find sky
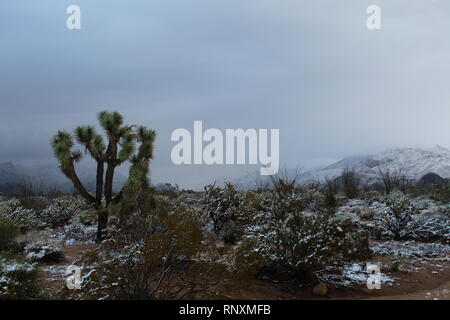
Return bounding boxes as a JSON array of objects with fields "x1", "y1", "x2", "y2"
[{"x1": 1, "y1": 0, "x2": 450, "y2": 188}]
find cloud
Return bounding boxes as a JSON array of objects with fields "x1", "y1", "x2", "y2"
[{"x1": 1, "y1": 0, "x2": 450, "y2": 188}]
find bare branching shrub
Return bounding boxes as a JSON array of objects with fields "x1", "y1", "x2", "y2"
[
  {"x1": 338, "y1": 168, "x2": 360, "y2": 199},
  {"x1": 324, "y1": 176, "x2": 339, "y2": 196},
  {"x1": 378, "y1": 168, "x2": 410, "y2": 195}
]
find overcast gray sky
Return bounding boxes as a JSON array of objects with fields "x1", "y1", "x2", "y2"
[{"x1": 1, "y1": 0, "x2": 450, "y2": 188}]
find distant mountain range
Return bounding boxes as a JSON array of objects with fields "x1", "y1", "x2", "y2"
[
  {"x1": 0, "y1": 162, "x2": 127, "y2": 194},
  {"x1": 2, "y1": 146, "x2": 450, "y2": 193},
  {"x1": 232, "y1": 146, "x2": 450, "y2": 189},
  {"x1": 296, "y1": 145, "x2": 450, "y2": 187}
]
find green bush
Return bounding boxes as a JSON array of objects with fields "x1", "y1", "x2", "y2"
[
  {"x1": 202, "y1": 183, "x2": 253, "y2": 244},
  {"x1": 0, "y1": 199, "x2": 38, "y2": 232},
  {"x1": 376, "y1": 191, "x2": 418, "y2": 240},
  {"x1": 64, "y1": 201, "x2": 256, "y2": 300},
  {"x1": 0, "y1": 258, "x2": 44, "y2": 300},
  {"x1": 38, "y1": 196, "x2": 85, "y2": 228},
  {"x1": 0, "y1": 220, "x2": 19, "y2": 251},
  {"x1": 246, "y1": 184, "x2": 370, "y2": 285}
]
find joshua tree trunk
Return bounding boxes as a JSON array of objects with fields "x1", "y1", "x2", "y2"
[{"x1": 97, "y1": 208, "x2": 109, "y2": 240}]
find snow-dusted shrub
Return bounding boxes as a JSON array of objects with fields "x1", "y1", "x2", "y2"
[
  {"x1": 0, "y1": 199, "x2": 38, "y2": 231},
  {"x1": 336, "y1": 199, "x2": 377, "y2": 221},
  {"x1": 374, "y1": 193, "x2": 449, "y2": 241},
  {"x1": 25, "y1": 243, "x2": 65, "y2": 263},
  {"x1": 39, "y1": 196, "x2": 85, "y2": 229},
  {"x1": 71, "y1": 210, "x2": 98, "y2": 226},
  {"x1": 0, "y1": 258, "x2": 43, "y2": 299},
  {"x1": 62, "y1": 223, "x2": 96, "y2": 243},
  {"x1": 372, "y1": 240, "x2": 450, "y2": 259},
  {"x1": 247, "y1": 189, "x2": 370, "y2": 285},
  {"x1": 258, "y1": 183, "x2": 325, "y2": 220},
  {"x1": 375, "y1": 191, "x2": 418, "y2": 240},
  {"x1": 359, "y1": 190, "x2": 383, "y2": 204},
  {"x1": 247, "y1": 211, "x2": 370, "y2": 285},
  {"x1": 408, "y1": 215, "x2": 450, "y2": 241},
  {"x1": 202, "y1": 183, "x2": 253, "y2": 244}
]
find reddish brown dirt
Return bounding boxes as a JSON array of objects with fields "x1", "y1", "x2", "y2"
[
  {"x1": 40, "y1": 244, "x2": 449, "y2": 300},
  {"x1": 40, "y1": 243, "x2": 96, "y2": 295}
]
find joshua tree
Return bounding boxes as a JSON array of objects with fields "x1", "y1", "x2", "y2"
[{"x1": 51, "y1": 111, "x2": 156, "y2": 240}]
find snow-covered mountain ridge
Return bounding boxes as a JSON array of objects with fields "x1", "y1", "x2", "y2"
[{"x1": 309, "y1": 145, "x2": 450, "y2": 185}]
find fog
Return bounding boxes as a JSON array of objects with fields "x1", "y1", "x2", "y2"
[{"x1": 1, "y1": 0, "x2": 450, "y2": 188}]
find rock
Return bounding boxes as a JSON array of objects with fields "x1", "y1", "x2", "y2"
[
  {"x1": 25, "y1": 243, "x2": 64, "y2": 263},
  {"x1": 312, "y1": 282, "x2": 329, "y2": 297}
]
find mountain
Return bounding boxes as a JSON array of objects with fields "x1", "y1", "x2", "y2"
[
  {"x1": 0, "y1": 162, "x2": 127, "y2": 194},
  {"x1": 0, "y1": 162, "x2": 21, "y2": 183},
  {"x1": 416, "y1": 172, "x2": 448, "y2": 188},
  {"x1": 311, "y1": 145, "x2": 450, "y2": 186},
  {"x1": 207, "y1": 146, "x2": 450, "y2": 189}
]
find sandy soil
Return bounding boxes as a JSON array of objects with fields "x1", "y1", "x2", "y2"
[{"x1": 40, "y1": 242, "x2": 449, "y2": 300}]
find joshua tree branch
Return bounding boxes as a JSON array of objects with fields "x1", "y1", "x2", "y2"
[{"x1": 61, "y1": 162, "x2": 96, "y2": 204}]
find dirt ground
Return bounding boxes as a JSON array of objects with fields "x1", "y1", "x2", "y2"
[{"x1": 40, "y1": 242, "x2": 449, "y2": 300}]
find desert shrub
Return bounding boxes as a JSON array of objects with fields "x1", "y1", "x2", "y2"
[
  {"x1": 71, "y1": 209, "x2": 98, "y2": 226},
  {"x1": 407, "y1": 214, "x2": 450, "y2": 241},
  {"x1": 64, "y1": 201, "x2": 256, "y2": 300},
  {"x1": 0, "y1": 258, "x2": 43, "y2": 300},
  {"x1": 24, "y1": 243, "x2": 65, "y2": 263},
  {"x1": 17, "y1": 196, "x2": 51, "y2": 211},
  {"x1": 429, "y1": 183, "x2": 450, "y2": 204},
  {"x1": 324, "y1": 190, "x2": 338, "y2": 214},
  {"x1": 0, "y1": 220, "x2": 19, "y2": 251},
  {"x1": 0, "y1": 199, "x2": 38, "y2": 232},
  {"x1": 247, "y1": 187, "x2": 370, "y2": 286},
  {"x1": 62, "y1": 223, "x2": 97, "y2": 243},
  {"x1": 202, "y1": 183, "x2": 254, "y2": 244},
  {"x1": 359, "y1": 190, "x2": 383, "y2": 204},
  {"x1": 256, "y1": 182, "x2": 326, "y2": 218},
  {"x1": 338, "y1": 168, "x2": 360, "y2": 199},
  {"x1": 38, "y1": 196, "x2": 85, "y2": 229},
  {"x1": 376, "y1": 191, "x2": 418, "y2": 240},
  {"x1": 378, "y1": 168, "x2": 411, "y2": 195},
  {"x1": 247, "y1": 211, "x2": 370, "y2": 285}
]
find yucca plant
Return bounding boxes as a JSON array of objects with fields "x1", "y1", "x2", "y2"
[{"x1": 51, "y1": 111, "x2": 156, "y2": 241}]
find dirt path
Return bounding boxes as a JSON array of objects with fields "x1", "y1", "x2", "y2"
[
  {"x1": 368, "y1": 280, "x2": 450, "y2": 300},
  {"x1": 39, "y1": 242, "x2": 449, "y2": 300},
  {"x1": 41, "y1": 243, "x2": 96, "y2": 295}
]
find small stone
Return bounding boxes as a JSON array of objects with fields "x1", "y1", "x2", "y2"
[{"x1": 312, "y1": 282, "x2": 329, "y2": 297}]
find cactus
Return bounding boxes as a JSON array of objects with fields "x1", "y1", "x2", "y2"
[{"x1": 51, "y1": 111, "x2": 156, "y2": 240}]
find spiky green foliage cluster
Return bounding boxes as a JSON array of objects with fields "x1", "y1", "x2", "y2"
[{"x1": 51, "y1": 111, "x2": 156, "y2": 240}]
